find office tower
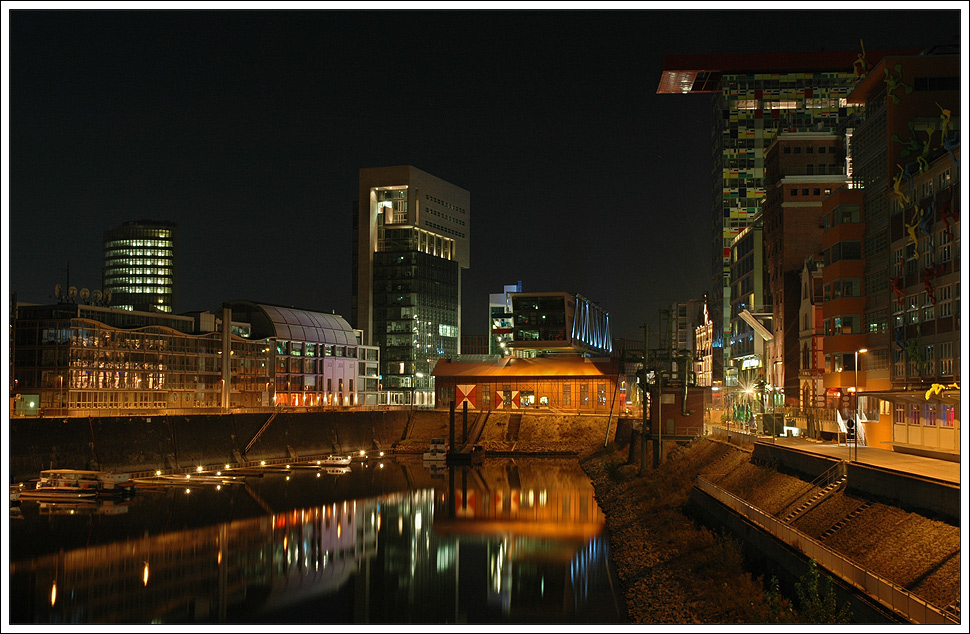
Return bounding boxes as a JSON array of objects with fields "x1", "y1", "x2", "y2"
[
  {"x1": 657, "y1": 47, "x2": 913, "y2": 385},
  {"x1": 352, "y1": 165, "x2": 470, "y2": 407},
  {"x1": 102, "y1": 219, "x2": 177, "y2": 313}
]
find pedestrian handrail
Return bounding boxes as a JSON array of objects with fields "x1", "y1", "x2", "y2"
[
  {"x1": 775, "y1": 460, "x2": 846, "y2": 522},
  {"x1": 695, "y1": 476, "x2": 959, "y2": 625}
]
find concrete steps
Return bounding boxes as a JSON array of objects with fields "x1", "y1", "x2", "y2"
[
  {"x1": 782, "y1": 475, "x2": 847, "y2": 524},
  {"x1": 820, "y1": 500, "x2": 874, "y2": 540}
]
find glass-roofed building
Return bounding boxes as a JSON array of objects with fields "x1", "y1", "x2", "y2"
[{"x1": 10, "y1": 300, "x2": 380, "y2": 417}]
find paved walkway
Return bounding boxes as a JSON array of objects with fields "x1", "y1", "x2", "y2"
[{"x1": 765, "y1": 435, "x2": 962, "y2": 485}]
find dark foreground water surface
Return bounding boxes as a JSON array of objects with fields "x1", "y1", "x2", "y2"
[{"x1": 8, "y1": 457, "x2": 626, "y2": 625}]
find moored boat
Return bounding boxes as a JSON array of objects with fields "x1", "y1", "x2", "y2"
[
  {"x1": 318, "y1": 455, "x2": 353, "y2": 466},
  {"x1": 422, "y1": 437, "x2": 448, "y2": 461},
  {"x1": 32, "y1": 469, "x2": 135, "y2": 497}
]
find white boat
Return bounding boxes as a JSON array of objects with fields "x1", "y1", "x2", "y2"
[
  {"x1": 32, "y1": 469, "x2": 135, "y2": 497},
  {"x1": 422, "y1": 448, "x2": 447, "y2": 461},
  {"x1": 422, "y1": 437, "x2": 448, "y2": 461},
  {"x1": 317, "y1": 455, "x2": 353, "y2": 466}
]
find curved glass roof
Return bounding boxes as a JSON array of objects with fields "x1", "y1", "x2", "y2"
[{"x1": 229, "y1": 301, "x2": 358, "y2": 346}]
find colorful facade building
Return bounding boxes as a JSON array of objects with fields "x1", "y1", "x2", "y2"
[
  {"x1": 835, "y1": 49, "x2": 960, "y2": 457},
  {"x1": 658, "y1": 47, "x2": 918, "y2": 384}
]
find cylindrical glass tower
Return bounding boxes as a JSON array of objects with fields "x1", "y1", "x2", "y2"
[{"x1": 102, "y1": 219, "x2": 177, "y2": 313}]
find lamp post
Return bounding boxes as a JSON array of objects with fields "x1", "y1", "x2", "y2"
[
  {"x1": 411, "y1": 372, "x2": 424, "y2": 412},
  {"x1": 853, "y1": 348, "x2": 867, "y2": 461}
]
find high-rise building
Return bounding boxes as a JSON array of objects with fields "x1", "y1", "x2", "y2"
[
  {"x1": 352, "y1": 165, "x2": 470, "y2": 407},
  {"x1": 102, "y1": 219, "x2": 177, "y2": 313},
  {"x1": 657, "y1": 47, "x2": 916, "y2": 384}
]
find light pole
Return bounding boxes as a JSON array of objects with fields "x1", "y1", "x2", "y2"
[{"x1": 853, "y1": 348, "x2": 867, "y2": 461}]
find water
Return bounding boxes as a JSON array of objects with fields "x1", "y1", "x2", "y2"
[{"x1": 7, "y1": 457, "x2": 626, "y2": 625}]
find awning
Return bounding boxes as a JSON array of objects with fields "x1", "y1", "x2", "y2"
[{"x1": 862, "y1": 385, "x2": 961, "y2": 407}]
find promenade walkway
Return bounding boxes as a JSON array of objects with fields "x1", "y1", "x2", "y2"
[{"x1": 763, "y1": 435, "x2": 962, "y2": 485}]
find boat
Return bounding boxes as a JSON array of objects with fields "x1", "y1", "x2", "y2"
[
  {"x1": 31, "y1": 469, "x2": 135, "y2": 498},
  {"x1": 422, "y1": 437, "x2": 448, "y2": 462},
  {"x1": 317, "y1": 455, "x2": 353, "y2": 467}
]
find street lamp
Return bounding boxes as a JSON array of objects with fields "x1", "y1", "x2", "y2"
[{"x1": 852, "y1": 348, "x2": 867, "y2": 461}]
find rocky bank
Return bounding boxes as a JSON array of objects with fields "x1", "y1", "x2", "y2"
[{"x1": 578, "y1": 435, "x2": 962, "y2": 624}]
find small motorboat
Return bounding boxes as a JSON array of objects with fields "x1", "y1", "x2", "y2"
[
  {"x1": 317, "y1": 455, "x2": 353, "y2": 467},
  {"x1": 423, "y1": 437, "x2": 448, "y2": 461}
]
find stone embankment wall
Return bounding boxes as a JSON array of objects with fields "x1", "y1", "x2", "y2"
[
  {"x1": 9, "y1": 408, "x2": 630, "y2": 481},
  {"x1": 8, "y1": 409, "x2": 409, "y2": 481}
]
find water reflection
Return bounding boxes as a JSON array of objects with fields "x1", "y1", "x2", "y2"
[{"x1": 9, "y1": 458, "x2": 623, "y2": 624}]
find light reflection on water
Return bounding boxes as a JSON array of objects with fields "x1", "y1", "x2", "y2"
[{"x1": 8, "y1": 458, "x2": 625, "y2": 625}]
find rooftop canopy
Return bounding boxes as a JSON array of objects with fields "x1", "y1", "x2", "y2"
[{"x1": 657, "y1": 49, "x2": 919, "y2": 94}]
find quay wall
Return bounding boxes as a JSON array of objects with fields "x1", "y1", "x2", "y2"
[
  {"x1": 8, "y1": 410, "x2": 410, "y2": 481},
  {"x1": 845, "y1": 461, "x2": 961, "y2": 523},
  {"x1": 750, "y1": 440, "x2": 960, "y2": 523}
]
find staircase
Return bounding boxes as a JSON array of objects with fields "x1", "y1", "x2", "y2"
[
  {"x1": 777, "y1": 460, "x2": 847, "y2": 524},
  {"x1": 782, "y1": 475, "x2": 847, "y2": 524},
  {"x1": 820, "y1": 501, "x2": 874, "y2": 540},
  {"x1": 505, "y1": 413, "x2": 522, "y2": 441}
]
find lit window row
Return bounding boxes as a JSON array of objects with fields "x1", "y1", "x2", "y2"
[
  {"x1": 108, "y1": 287, "x2": 173, "y2": 294},
  {"x1": 105, "y1": 248, "x2": 174, "y2": 260},
  {"x1": 105, "y1": 271, "x2": 173, "y2": 279},
  {"x1": 105, "y1": 239, "x2": 172, "y2": 249}
]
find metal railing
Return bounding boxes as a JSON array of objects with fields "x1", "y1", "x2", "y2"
[{"x1": 695, "y1": 476, "x2": 959, "y2": 625}]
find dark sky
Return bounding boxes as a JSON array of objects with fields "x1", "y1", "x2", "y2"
[{"x1": 4, "y1": 6, "x2": 963, "y2": 340}]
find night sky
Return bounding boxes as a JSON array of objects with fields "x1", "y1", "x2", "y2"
[{"x1": 3, "y1": 5, "x2": 964, "y2": 341}]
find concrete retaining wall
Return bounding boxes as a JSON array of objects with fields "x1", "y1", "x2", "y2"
[
  {"x1": 9, "y1": 410, "x2": 409, "y2": 481},
  {"x1": 750, "y1": 441, "x2": 959, "y2": 524},
  {"x1": 846, "y1": 462, "x2": 960, "y2": 524},
  {"x1": 751, "y1": 440, "x2": 842, "y2": 480}
]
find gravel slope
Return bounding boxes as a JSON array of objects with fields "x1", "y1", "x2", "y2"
[{"x1": 579, "y1": 436, "x2": 962, "y2": 623}]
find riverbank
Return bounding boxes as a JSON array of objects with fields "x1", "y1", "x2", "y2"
[
  {"x1": 578, "y1": 435, "x2": 962, "y2": 624},
  {"x1": 579, "y1": 439, "x2": 772, "y2": 623}
]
